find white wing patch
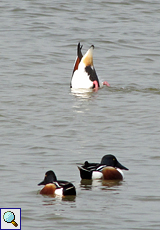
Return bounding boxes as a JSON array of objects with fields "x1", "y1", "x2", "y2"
[
  {"x1": 92, "y1": 171, "x2": 103, "y2": 179},
  {"x1": 55, "y1": 188, "x2": 63, "y2": 196}
]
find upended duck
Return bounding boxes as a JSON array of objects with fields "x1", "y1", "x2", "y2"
[{"x1": 70, "y1": 43, "x2": 110, "y2": 90}]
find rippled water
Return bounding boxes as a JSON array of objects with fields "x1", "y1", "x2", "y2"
[{"x1": 1, "y1": 0, "x2": 160, "y2": 229}]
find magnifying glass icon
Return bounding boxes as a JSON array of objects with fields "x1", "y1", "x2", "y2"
[{"x1": 3, "y1": 211, "x2": 18, "y2": 227}]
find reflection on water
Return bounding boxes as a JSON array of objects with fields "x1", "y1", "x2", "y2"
[
  {"x1": 62, "y1": 196, "x2": 76, "y2": 202},
  {"x1": 80, "y1": 179, "x2": 123, "y2": 190},
  {"x1": 42, "y1": 198, "x2": 57, "y2": 206},
  {"x1": 101, "y1": 179, "x2": 123, "y2": 188},
  {"x1": 40, "y1": 195, "x2": 76, "y2": 206},
  {"x1": 80, "y1": 179, "x2": 94, "y2": 190}
]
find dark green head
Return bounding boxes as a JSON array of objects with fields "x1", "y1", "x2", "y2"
[
  {"x1": 100, "y1": 154, "x2": 128, "y2": 170},
  {"x1": 38, "y1": 170, "x2": 57, "y2": 186}
]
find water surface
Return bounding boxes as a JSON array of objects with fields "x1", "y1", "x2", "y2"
[{"x1": 0, "y1": 0, "x2": 160, "y2": 229}]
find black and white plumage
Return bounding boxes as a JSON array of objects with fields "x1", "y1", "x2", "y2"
[
  {"x1": 38, "y1": 170, "x2": 76, "y2": 196},
  {"x1": 70, "y1": 43, "x2": 110, "y2": 90},
  {"x1": 78, "y1": 154, "x2": 128, "y2": 180}
]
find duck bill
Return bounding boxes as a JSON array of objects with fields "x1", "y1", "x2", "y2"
[
  {"x1": 116, "y1": 161, "x2": 129, "y2": 170},
  {"x1": 38, "y1": 180, "x2": 45, "y2": 186}
]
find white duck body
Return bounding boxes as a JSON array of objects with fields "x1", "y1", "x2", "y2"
[
  {"x1": 71, "y1": 63, "x2": 95, "y2": 89},
  {"x1": 71, "y1": 44, "x2": 100, "y2": 89}
]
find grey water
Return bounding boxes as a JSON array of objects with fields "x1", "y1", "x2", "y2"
[{"x1": 0, "y1": 0, "x2": 160, "y2": 229}]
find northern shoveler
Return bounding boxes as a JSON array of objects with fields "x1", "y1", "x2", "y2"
[
  {"x1": 38, "y1": 170, "x2": 76, "y2": 196},
  {"x1": 78, "y1": 154, "x2": 128, "y2": 180},
  {"x1": 70, "y1": 43, "x2": 110, "y2": 90}
]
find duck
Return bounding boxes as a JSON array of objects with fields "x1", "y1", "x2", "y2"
[
  {"x1": 38, "y1": 170, "x2": 76, "y2": 196},
  {"x1": 78, "y1": 154, "x2": 129, "y2": 180},
  {"x1": 70, "y1": 42, "x2": 110, "y2": 90}
]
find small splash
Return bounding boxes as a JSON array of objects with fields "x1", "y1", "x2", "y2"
[
  {"x1": 108, "y1": 85, "x2": 160, "y2": 95},
  {"x1": 70, "y1": 88, "x2": 94, "y2": 99},
  {"x1": 143, "y1": 87, "x2": 160, "y2": 95}
]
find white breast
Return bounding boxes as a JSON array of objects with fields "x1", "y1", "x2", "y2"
[{"x1": 117, "y1": 168, "x2": 124, "y2": 179}]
